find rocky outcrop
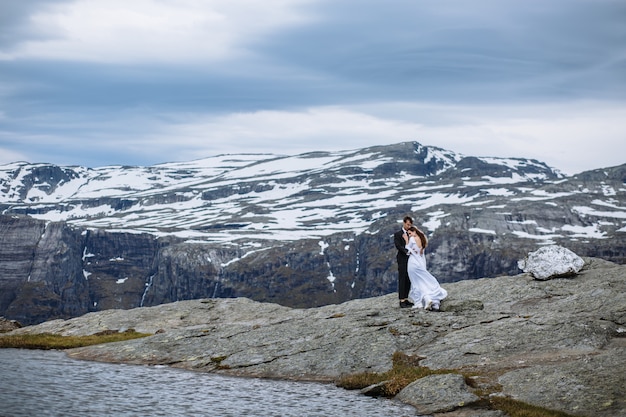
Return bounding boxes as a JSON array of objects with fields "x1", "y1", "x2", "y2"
[{"x1": 5, "y1": 257, "x2": 625, "y2": 416}]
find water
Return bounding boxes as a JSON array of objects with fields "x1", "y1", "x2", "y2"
[{"x1": 0, "y1": 349, "x2": 417, "y2": 417}]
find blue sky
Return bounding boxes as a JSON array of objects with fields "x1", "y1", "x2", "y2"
[{"x1": 0, "y1": 0, "x2": 625, "y2": 174}]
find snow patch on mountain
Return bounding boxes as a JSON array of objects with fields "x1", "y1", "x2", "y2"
[{"x1": 1, "y1": 142, "x2": 624, "y2": 246}]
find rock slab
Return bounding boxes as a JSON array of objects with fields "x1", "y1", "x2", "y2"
[
  {"x1": 396, "y1": 374, "x2": 479, "y2": 414},
  {"x1": 3, "y1": 257, "x2": 625, "y2": 417}
]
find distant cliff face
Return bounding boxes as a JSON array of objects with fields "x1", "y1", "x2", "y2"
[
  {"x1": 1, "y1": 142, "x2": 625, "y2": 324},
  {"x1": 0, "y1": 217, "x2": 397, "y2": 324}
]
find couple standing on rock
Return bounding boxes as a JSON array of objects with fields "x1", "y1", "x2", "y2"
[{"x1": 394, "y1": 216, "x2": 447, "y2": 310}]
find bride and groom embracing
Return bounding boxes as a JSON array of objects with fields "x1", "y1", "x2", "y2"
[{"x1": 394, "y1": 216, "x2": 447, "y2": 310}]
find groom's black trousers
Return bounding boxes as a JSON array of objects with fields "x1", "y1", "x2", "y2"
[{"x1": 396, "y1": 253, "x2": 410, "y2": 299}]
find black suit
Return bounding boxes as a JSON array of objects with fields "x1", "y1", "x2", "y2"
[{"x1": 394, "y1": 229, "x2": 411, "y2": 299}]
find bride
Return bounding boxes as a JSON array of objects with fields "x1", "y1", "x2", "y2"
[{"x1": 403, "y1": 226, "x2": 448, "y2": 311}]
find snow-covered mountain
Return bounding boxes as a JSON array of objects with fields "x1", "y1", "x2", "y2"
[
  {"x1": 1, "y1": 142, "x2": 625, "y2": 325},
  {"x1": 4, "y1": 141, "x2": 608, "y2": 243}
]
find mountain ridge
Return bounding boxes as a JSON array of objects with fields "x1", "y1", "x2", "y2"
[{"x1": 0, "y1": 142, "x2": 568, "y2": 243}]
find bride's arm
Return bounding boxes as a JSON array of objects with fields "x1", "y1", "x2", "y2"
[{"x1": 405, "y1": 239, "x2": 419, "y2": 255}]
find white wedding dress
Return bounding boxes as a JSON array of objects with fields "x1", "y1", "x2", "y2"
[{"x1": 405, "y1": 237, "x2": 448, "y2": 309}]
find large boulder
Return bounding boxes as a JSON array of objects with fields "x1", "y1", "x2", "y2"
[{"x1": 517, "y1": 245, "x2": 585, "y2": 280}]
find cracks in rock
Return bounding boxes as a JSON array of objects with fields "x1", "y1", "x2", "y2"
[
  {"x1": 449, "y1": 322, "x2": 473, "y2": 330},
  {"x1": 479, "y1": 315, "x2": 512, "y2": 324},
  {"x1": 409, "y1": 320, "x2": 432, "y2": 328},
  {"x1": 218, "y1": 341, "x2": 331, "y2": 372},
  {"x1": 365, "y1": 321, "x2": 391, "y2": 328},
  {"x1": 218, "y1": 321, "x2": 371, "y2": 371},
  {"x1": 227, "y1": 353, "x2": 289, "y2": 370},
  {"x1": 184, "y1": 329, "x2": 217, "y2": 339}
]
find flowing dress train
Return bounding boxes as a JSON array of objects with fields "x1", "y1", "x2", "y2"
[{"x1": 405, "y1": 237, "x2": 448, "y2": 309}]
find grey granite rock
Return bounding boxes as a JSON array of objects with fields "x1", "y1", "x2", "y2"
[
  {"x1": 498, "y1": 344, "x2": 626, "y2": 416},
  {"x1": 3, "y1": 257, "x2": 625, "y2": 416},
  {"x1": 395, "y1": 374, "x2": 479, "y2": 414},
  {"x1": 437, "y1": 411, "x2": 506, "y2": 417}
]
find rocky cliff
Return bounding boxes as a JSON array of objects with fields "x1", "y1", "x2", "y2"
[
  {"x1": 1, "y1": 142, "x2": 625, "y2": 324},
  {"x1": 5, "y1": 257, "x2": 625, "y2": 416}
]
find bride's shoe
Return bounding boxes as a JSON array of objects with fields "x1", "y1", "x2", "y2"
[{"x1": 424, "y1": 298, "x2": 433, "y2": 311}]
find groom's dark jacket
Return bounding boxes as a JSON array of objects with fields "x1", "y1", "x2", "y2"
[{"x1": 394, "y1": 229, "x2": 411, "y2": 299}]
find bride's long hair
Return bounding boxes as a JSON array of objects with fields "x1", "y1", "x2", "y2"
[{"x1": 408, "y1": 226, "x2": 428, "y2": 254}]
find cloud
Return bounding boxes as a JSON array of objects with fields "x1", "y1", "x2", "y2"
[
  {"x1": 0, "y1": 0, "x2": 68, "y2": 47},
  {"x1": 396, "y1": 102, "x2": 626, "y2": 175},
  {"x1": 0, "y1": 0, "x2": 624, "y2": 175},
  {"x1": 258, "y1": 0, "x2": 626, "y2": 101},
  {"x1": 150, "y1": 107, "x2": 421, "y2": 158},
  {"x1": 0, "y1": 0, "x2": 317, "y2": 63},
  {"x1": 1, "y1": 101, "x2": 624, "y2": 174},
  {"x1": 0, "y1": 147, "x2": 29, "y2": 165},
  {"x1": 144, "y1": 101, "x2": 626, "y2": 174}
]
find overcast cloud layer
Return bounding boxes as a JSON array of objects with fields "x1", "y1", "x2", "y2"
[{"x1": 1, "y1": 0, "x2": 625, "y2": 174}]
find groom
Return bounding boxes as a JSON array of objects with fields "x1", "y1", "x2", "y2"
[{"x1": 394, "y1": 215, "x2": 414, "y2": 308}]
